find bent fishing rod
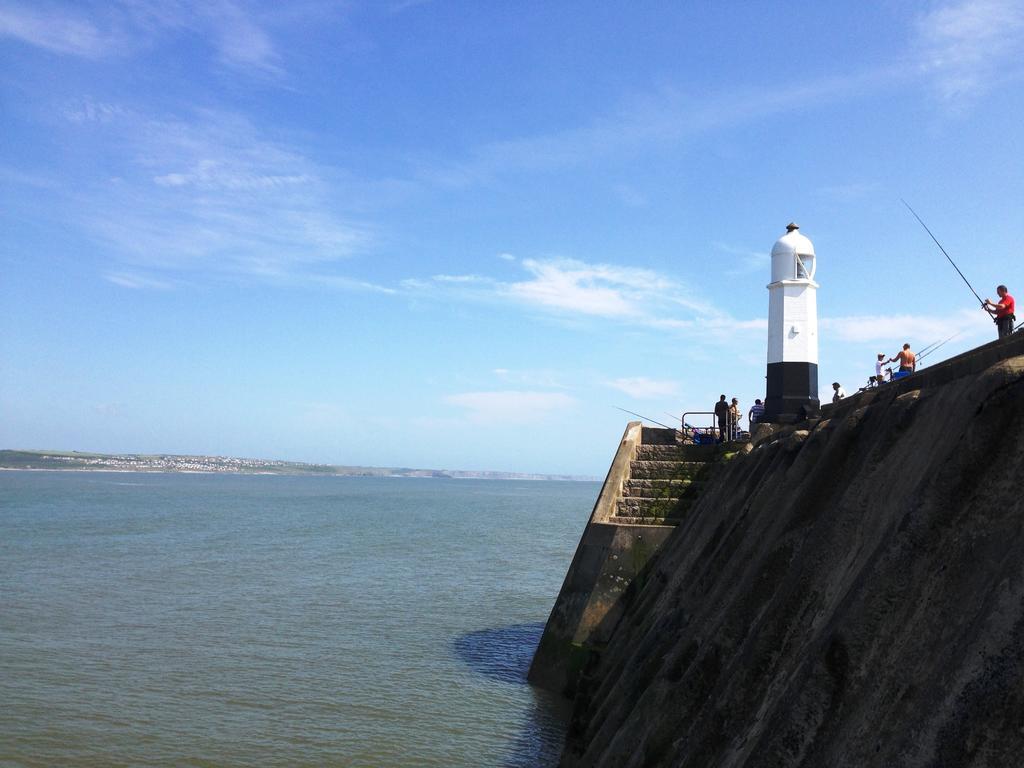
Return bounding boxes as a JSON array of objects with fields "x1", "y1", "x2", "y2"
[
  {"x1": 613, "y1": 406, "x2": 674, "y2": 430},
  {"x1": 901, "y1": 199, "x2": 985, "y2": 307}
]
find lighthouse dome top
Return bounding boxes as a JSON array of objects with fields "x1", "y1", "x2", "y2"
[
  {"x1": 770, "y1": 223, "x2": 816, "y2": 282},
  {"x1": 771, "y1": 223, "x2": 815, "y2": 259}
]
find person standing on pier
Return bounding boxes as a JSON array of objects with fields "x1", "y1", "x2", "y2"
[
  {"x1": 748, "y1": 399, "x2": 765, "y2": 426},
  {"x1": 984, "y1": 285, "x2": 1015, "y2": 338},
  {"x1": 729, "y1": 398, "x2": 741, "y2": 439},
  {"x1": 714, "y1": 395, "x2": 729, "y2": 443},
  {"x1": 875, "y1": 353, "x2": 888, "y2": 384},
  {"x1": 890, "y1": 344, "x2": 916, "y2": 374}
]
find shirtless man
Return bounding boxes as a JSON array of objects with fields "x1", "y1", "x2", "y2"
[{"x1": 890, "y1": 343, "x2": 916, "y2": 374}]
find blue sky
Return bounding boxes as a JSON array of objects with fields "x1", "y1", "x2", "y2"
[{"x1": 2, "y1": 1, "x2": 1023, "y2": 475}]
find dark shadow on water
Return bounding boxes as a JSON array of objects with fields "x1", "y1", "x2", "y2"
[
  {"x1": 454, "y1": 622, "x2": 572, "y2": 768},
  {"x1": 454, "y1": 622, "x2": 545, "y2": 684}
]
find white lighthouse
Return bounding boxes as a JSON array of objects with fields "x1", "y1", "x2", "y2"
[{"x1": 763, "y1": 222, "x2": 819, "y2": 421}]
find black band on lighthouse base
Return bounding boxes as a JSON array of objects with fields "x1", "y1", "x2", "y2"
[{"x1": 764, "y1": 361, "x2": 819, "y2": 421}]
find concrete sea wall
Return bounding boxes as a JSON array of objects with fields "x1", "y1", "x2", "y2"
[
  {"x1": 545, "y1": 332, "x2": 1024, "y2": 767},
  {"x1": 529, "y1": 422, "x2": 675, "y2": 696}
]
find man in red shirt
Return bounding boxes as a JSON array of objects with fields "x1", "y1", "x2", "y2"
[{"x1": 984, "y1": 285, "x2": 1016, "y2": 338}]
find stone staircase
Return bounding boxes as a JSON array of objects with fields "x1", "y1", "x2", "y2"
[{"x1": 612, "y1": 428, "x2": 729, "y2": 526}]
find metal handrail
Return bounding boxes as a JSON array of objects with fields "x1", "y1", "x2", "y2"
[
  {"x1": 681, "y1": 411, "x2": 716, "y2": 430},
  {"x1": 682, "y1": 409, "x2": 741, "y2": 441},
  {"x1": 681, "y1": 411, "x2": 719, "y2": 443}
]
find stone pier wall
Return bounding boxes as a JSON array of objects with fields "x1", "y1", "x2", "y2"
[{"x1": 528, "y1": 422, "x2": 675, "y2": 695}]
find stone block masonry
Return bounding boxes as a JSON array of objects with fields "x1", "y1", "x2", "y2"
[{"x1": 528, "y1": 423, "x2": 738, "y2": 695}]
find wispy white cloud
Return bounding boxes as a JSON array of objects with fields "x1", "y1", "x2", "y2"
[
  {"x1": 418, "y1": 70, "x2": 900, "y2": 186},
  {"x1": 203, "y1": 0, "x2": 280, "y2": 73},
  {"x1": 431, "y1": 274, "x2": 490, "y2": 284},
  {"x1": 57, "y1": 103, "x2": 374, "y2": 288},
  {"x1": 445, "y1": 390, "x2": 576, "y2": 425},
  {"x1": 404, "y1": 255, "x2": 748, "y2": 337},
  {"x1": 915, "y1": 0, "x2": 1024, "y2": 100},
  {"x1": 388, "y1": 0, "x2": 433, "y2": 14},
  {"x1": 0, "y1": 3, "x2": 116, "y2": 57},
  {"x1": 262, "y1": 272, "x2": 396, "y2": 293},
  {"x1": 412, "y1": 5, "x2": 1020, "y2": 188},
  {"x1": 820, "y1": 308, "x2": 988, "y2": 344},
  {"x1": 714, "y1": 241, "x2": 769, "y2": 275},
  {"x1": 0, "y1": 0, "x2": 282, "y2": 73},
  {"x1": 492, "y1": 368, "x2": 571, "y2": 389},
  {"x1": 506, "y1": 258, "x2": 716, "y2": 320},
  {"x1": 606, "y1": 377, "x2": 681, "y2": 400},
  {"x1": 152, "y1": 166, "x2": 312, "y2": 191},
  {"x1": 63, "y1": 99, "x2": 128, "y2": 124},
  {"x1": 506, "y1": 258, "x2": 645, "y2": 318},
  {"x1": 0, "y1": 165, "x2": 62, "y2": 189},
  {"x1": 104, "y1": 271, "x2": 177, "y2": 290}
]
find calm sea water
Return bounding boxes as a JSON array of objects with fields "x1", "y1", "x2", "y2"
[{"x1": 0, "y1": 472, "x2": 598, "y2": 767}]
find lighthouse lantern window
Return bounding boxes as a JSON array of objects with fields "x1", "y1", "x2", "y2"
[{"x1": 796, "y1": 252, "x2": 814, "y2": 279}]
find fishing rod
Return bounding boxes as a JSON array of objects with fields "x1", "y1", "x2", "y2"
[
  {"x1": 666, "y1": 412, "x2": 713, "y2": 430},
  {"x1": 878, "y1": 338, "x2": 938, "y2": 377},
  {"x1": 884, "y1": 333, "x2": 952, "y2": 371},
  {"x1": 901, "y1": 199, "x2": 985, "y2": 307},
  {"x1": 915, "y1": 338, "x2": 942, "y2": 358},
  {"x1": 916, "y1": 329, "x2": 963, "y2": 364},
  {"x1": 877, "y1": 331, "x2": 963, "y2": 386},
  {"x1": 613, "y1": 406, "x2": 674, "y2": 430}
]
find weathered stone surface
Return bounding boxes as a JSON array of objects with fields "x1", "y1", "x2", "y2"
[
  {"x1": 615, "y1": 498, "x2": 679, "y2": 514},
  {"x1": 629, "y1": 461, "x2": 708, "y2": 479},
  {"x1": 749, "y1": 422, "x2": 776, "y2": 447},
  {"x1": 559, "y1": 346, "x2": 1024, "y2": 768},
  {"x1": 611, "y1": 516, "x2": 681, "y2": 527},
  {"x1": 621, "y1": 479, "x2": 696, "y2": 497},
  {"x1": 635, "y1": 444, "x2": 721, "y2": 461}
]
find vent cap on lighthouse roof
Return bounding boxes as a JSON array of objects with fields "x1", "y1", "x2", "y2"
[{"x1": 771, "y1": 222, "x2": 816, "y2": 281}]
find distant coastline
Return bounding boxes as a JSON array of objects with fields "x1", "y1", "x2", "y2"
[{"x1": 0, "y1": 450, "x2": 598, "y2": 482}]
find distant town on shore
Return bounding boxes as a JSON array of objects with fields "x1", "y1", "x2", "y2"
[{"x1": 0, "y1": 449, "x2": 597, "y2": 482}]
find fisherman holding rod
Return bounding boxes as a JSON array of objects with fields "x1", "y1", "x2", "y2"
[
  {"x1": 983, "y1": 286, "x2": 1016, "y2": 338},
  {"x1": 903, "y1": 200, "x2": 1015, "y2": 340}
]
